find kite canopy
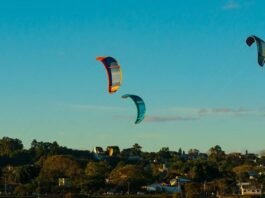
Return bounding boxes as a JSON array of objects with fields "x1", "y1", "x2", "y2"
[
  {"x1": 246, "y1": 35, "x2": 265, "y2": 67},
  {"x1": 96, "y1": 56, "x2": 122, "y2": 93},
  {"x1": 122, "y1": 94, "x2": 146, "y2": 124}
]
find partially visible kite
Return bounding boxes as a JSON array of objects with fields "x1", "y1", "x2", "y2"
[
  {"x1": 246, "y1": 35, "x2": 265, "y2": 67},
  {"x1": 96, "y1": 56, "x2": 122, "y2": 93},
  {"x1": 122, "y1": 94, "x2": 146, "y2": 124}
]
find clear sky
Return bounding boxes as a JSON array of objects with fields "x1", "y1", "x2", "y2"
[{"x1": 0, "y1": 0, "x2": 265, "y2": 153}]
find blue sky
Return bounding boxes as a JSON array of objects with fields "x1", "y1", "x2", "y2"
[{"x1": 0, "y1": 0, "x2": 265, "y2": 153}]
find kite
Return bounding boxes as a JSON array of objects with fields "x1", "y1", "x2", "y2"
[
  {"x1": 122, "y1": 94, "x2": 146, "y2": 124},
  {"x1": 246, "y1": 35, "x2": 265, "y2": 67},
  {"x1": 96, "y1": 56, "x2": 122, "y2": 93}
]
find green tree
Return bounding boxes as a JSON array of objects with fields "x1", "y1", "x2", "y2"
[
  {"x1": 108, "y1": 164, "x2": 150, "y2": 191},
  {"x1": 188, "y1": 149, "x2": 200, "y2": 159},
  {"x1": 0, "y1": 137, "x2": 23, "y2": 156},
  {"x1": 158, "y1": 147, "x2": 171, "y2": 160},
  {"x1": 30, "y1": 139, "x2": 60, "y2": 160},
  {"x1": 188, "y1": 160, "x2": 220, "y2": 182},
  {"x1": 184, "y1": 182, "x2": 202, "y2": 198},
  {"x1": 232, "y1": 164, "x2": 254, "y2": 181},
  {"x1": 215, "y1": 178, "x2": 236, "y2": 195},
  {"x1": 132, "y1": 143, "x2": 142, "y2": 155},
  {"x1": 86, "y1": 161, "x2": 110, "y2": 178},
  {"x1": 208, "y1": 145, "x2": 225, "y2": 162},
  {"x1": 14, "y1": 165, "x2": 39, "y2": 184},
  {"x1": 84, "y1": 161, "x2": 111, "y2": 190},
  {"x1": 39, "y1": 155, "x2": 82, "y2": 193},
  {"x1": 39, "y1": 155, "x2": 81, "y2": 180}
]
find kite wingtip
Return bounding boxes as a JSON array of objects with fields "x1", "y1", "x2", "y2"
[{"x1": 96, "y1": 56, "x2": 105, "y2": 61}]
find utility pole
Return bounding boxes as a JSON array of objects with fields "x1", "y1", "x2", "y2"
[
  {"x1": 127, "y1": 182, "x2": 130, "y2": 194},
  {"x1": 4, "y1": 177, "x2": 7, "y2": 195},
  {"x1": 38, "y1": 181, "x2": 40, "y2": 198},
  {"x1": 203, "y1": 181, "x2": 206, "y2": 198},
  {"x1": 260, "y1": 184, "x2": 263, "y2": 198}
]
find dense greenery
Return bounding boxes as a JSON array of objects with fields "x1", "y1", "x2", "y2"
[{"x1": 0, "y1": 137, "x2": 264, "y2": 197}]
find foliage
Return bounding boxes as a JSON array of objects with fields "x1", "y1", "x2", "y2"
[
  {"x1": 0, "y1": 137, "x2": 23, "y2": 156},
  {"x1": 1, "y1": 137, "x2": 265, "y2": 196},
  {"x1": 108, "y1": 164, "x2": 151, "y2": 188}
]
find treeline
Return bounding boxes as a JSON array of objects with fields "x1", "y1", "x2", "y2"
[{"x1": 0, "y1": 136, "x2": 265, "y2": 197}]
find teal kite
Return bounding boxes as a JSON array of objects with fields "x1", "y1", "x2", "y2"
[
  {"x1": 246, "y1": 35, "x2": 265, "y2": 67},
  {"x1": 122, "y1": 94, "x2": 146, "y2": 124}
]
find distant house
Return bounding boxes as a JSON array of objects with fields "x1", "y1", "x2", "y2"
[
  {"x1": 158, "y1": 164, "x2": 168, "y2": 173},
  {"x1": 248, "y1": 171, "x2": 258, "y2": 180},
  {"x1": 58, "y1": 178, "x2": 71, "y2": 187},
  {"x1": 93, "y1": 146, "x2": 104, "y2": 154},
  {"x1": 143, "y1": 183, "x2": 181, "y2": 194},
  {"x1": 106, "y1": 146, "x2": 120, "y2": 157},
  {"x1": 92, "y1": 146, "x2": 106, "y2": 160},
  {"x1": 170, "y1": 177, "x2": 190, "y2": 186},
  {"x1": 143, "y1": 176, "x2": 189, "y2": 194},
  {"x1": 238, "y1": 182, "x2": 262, "y2": 196}
]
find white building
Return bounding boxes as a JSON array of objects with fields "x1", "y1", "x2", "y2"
[{"x1": 238, "y1": 182, "x2": 262, "y2": 196}]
